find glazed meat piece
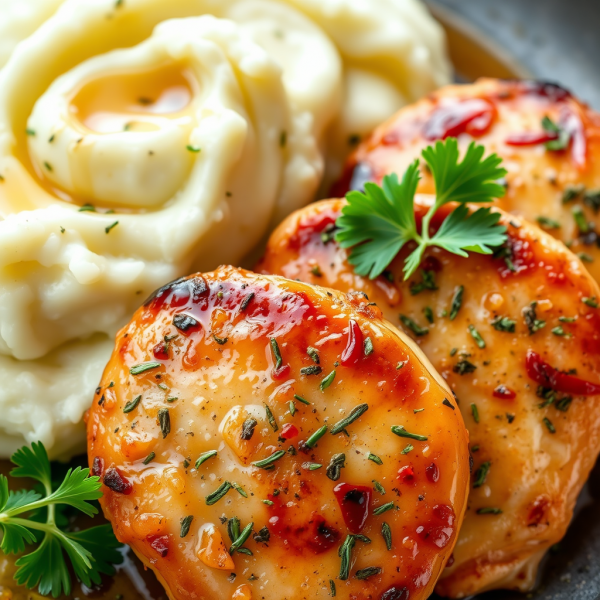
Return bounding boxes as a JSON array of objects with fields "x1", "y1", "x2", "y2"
[
  {"x1": 257, "y1": 201, "x2": 600, "y2": 598},
  {"x1": 334, "y1": 78, "x2": 600, "y2": 283},
  {"x1": 87, "y1": 266, "x2": 470, "y2": 600}
]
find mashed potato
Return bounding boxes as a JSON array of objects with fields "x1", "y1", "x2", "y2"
[{"x1": 0, "y1": 0, "x2": 450, "y2": 458}]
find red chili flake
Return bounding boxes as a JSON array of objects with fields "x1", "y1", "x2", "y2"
[
  {"x1": 420, "y1": 256, "x2": 442, "y2": 273},
  {"x1": 527, "y1": 496, "x2": 550, "y2": 527},
  {"x1": 525, "y1": 350, "x2": 600, "y2": 395},
  {"x1": 341, "y1": 320, "x2": 364, "y2": 367},
  {"x1": 493, "y1": 385, "x2": 516, "y2": 400},
  {"x1": 279, "y1": 423, "x2": 299, "y2": 440},
  {"x1": 92, "y1": 456, "x2": 104, "y2": 477},
  {"x1": 425, "y1": 462, "x2": 440, "y2": 484},
  {"x1": 333, "y1": 483, "x2": 372, "y2": 534},
  {"x1": 397, "y1": 465, "x2": 416, "y2": 485},
  {"x1": 272, "y1": 364, "x2": 291, "y2": 381},
  {"x1": 152, "y1": 341, "x2": 169, "y2": 360},
  {"x1": 103, "y1": 467, "x2": 133, "y2": 495},
  {"x1": 423, "y1": 99, "x2": 497, "y2": 141},
  {"x1": 505, "y1": 131, "x2": 559, "y2": 146},
  {"x1": 380, "y1": 585, "x2": 410, "y2": 600},
  {"x1": 416, "y1": 504, "x2": 455, "y2": 549},
  {"x1": 147, "y1": 534, "x2": 170, "y2": 557}
]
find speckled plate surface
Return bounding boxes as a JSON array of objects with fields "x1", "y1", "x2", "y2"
[{"x1": 426, "y1": 1, "x2": 600, "y2": 598}]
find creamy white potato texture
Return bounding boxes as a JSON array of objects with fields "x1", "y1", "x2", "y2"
[{"x1": 0, "y1": 0, "x2": 450, "y2": 458}]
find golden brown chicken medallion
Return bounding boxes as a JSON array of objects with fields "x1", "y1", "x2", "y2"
[
  {"x1": 87, "y1": 266, "x2": 470, "y2": 600},
  {"x1": 258, "y1": 201, "x2": 600, "y2": 598},
  {"x1": 334, "y1": 78, "x2": 600, "y2": 284}
]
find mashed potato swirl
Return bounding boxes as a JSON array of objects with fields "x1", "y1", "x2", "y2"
[{"x1": 0, "y1": 0, "x2": 450, "y2": 458}]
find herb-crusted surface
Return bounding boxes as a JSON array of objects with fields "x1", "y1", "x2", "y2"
[
  {"x1": 87, "y1": 267, "x2": 469, "y2": 600},
  {"x1": 258, "y1": 194, "x2": 600, "y2": 599}
]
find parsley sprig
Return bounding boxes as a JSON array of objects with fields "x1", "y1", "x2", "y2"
[
  {"x1": 0, "y1": 442, "x2": 122, "y2": 597},
  {"x1": 335, "y1": 138, "x2": 508, "y2": 279}
]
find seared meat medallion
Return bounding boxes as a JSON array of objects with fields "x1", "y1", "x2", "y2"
[
  {"x1": 258, "y1": 200, "x2": 600, "y2": 597},
  {"x1": 87, "y1": 267, "x2": 470, "y2": 600}
]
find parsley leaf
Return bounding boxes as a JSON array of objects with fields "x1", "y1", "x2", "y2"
[
  {"x1": 335, "y1": 138, "x2": 508, "y2": 279},
  {"x1": 0, "y1": 442, "x2": 122, "y2": 597}
]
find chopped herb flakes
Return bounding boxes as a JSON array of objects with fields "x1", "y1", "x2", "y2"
[
  {"x1": 381, "y1": 522, "x2": 392, "y2": 550},
  {"x1": 294, "y1": 394, "x2": 310, "y2": 405},
  {"x1": 536, "y1": 216, "x2": 561, "y2": 229},
  {"x1": 468, "y1": 325, "x2": 486, "y2": 348},
  {"x1": 307, "y1": 346, "x2": 320, "y2": 364},
  {"x1": 180, "y1": 516, "x2": 193, "y2": 538},
  {"x1": 301, "y1": 365, "x2": 322, "y2": 376},
  {"x1": 105, "y1": 221, "x2": 119, "y2": 234},
  {"x1": 329, "y1": 580, "x2": 336, "y2": 597},
  {"x1": 195, "y1": 450, "x2": 217, "y2": 469},
  {"x1": 205, "y1": 481, "x2": 232, "y2": 505},
  {"x1": 289, "y1": 401, "x2": 296, "y2": 416},
  {"x1": 572, "y1": 205, "x2": 590, "y2": 233},
  {"x1": 330, "y1": 404, "x2": 369, "y2": 435},
  {"x1": 473, "y1": 462, "x2": 491, "y2": 488},
  {"x1": 410, "y1": 270, "x2": 437, "y2": 295},
  {"x1": 130, "y1": 361, "x2": 161, "y2": 375},
  {"x1": 338, "y1": 535, "x2": 355, "y2": 580},
  {"x1": 368, "y1": 453, "x2": 383, "y2": 465},
  {"x1": 320, "y1": 370, "x2": 336, "y2": 391},
  {"x1": 400, "y1": 315, "x2": 429, "y2": 337},
  {"x1": 543, "y1": 417, "x2": 556, "y2": 433},
  {"x1": 471, "y1": 403, "x2": 480, "y2": 424},
  {"x1": 364, "y1": 337, "x2": 374, "y2": 356},
  {"x1": 264, "y1": 403, "x2": 278, "y2": 432},
  {"x1": 326, "y1": 453, "x2": 346, "y2": 481},
  {"x1": 423, "y1": 306, "x2": 434, "y2": 324},
  {"x1": 391, "y1": 425, "x2": 427, "y2": 442},
  {"x1": 213, "y1": 334, "x2": 228, "y2": 345},
  {"x1": 563, "y1": 184, "x2": 584, "y2": 204},
  {"x1": 477, "y1": 507, "x2": 503, "y2": 515},
  {"x1": 302, "y1": 462, "x2": 322, "y2": 471},
  {"x1": 491, "y1": 316, "x2": 516, "y2": 333},
  {"x1": 373, "y1": 502, "x2": 395, "y2": 516},
  {"x1": 372, "y1": 480, "x2": 386, "y2": 495},
  {"x1": 230, "y1": 522, "x2": 254, "y2": 554},
  {"x1": 270, "y1": 338, "x2": 283, "y2": 370},
  {"x1": 305, "y1": 425, "x2": 328, "y2": 449},
  {"x1": 355, "y1": 567, "x2": 382, "y2": 580},
  {"x1": 241, "y1": 418, "x2": 257, "y2": 441},
  {"x1": 252, "y1": 450, "x2": 285, "y2": 469},
  {"x1": 583, "y1": 297, "x2": 599, "y2": 308},
  {"x1": 143, "y1": 452, "x2": 155, "y2": 465},
  {"x1": 442, "y1": 398, "x2": 455, "y2": 410},
  {"x1": 240, "y1": 292, "x2": 254, "y2": 310},
  {"x1": 186, "y1": 145, "x2": 201, "y2": 153},
  {"x1": 450, "y1": 286, "x2": 464, "y2": 320},
  {"x1": 454, "y1": 359, "x2": 477, "y2": 375},
  {"x1": 157, "y1": 408, "x2": 170, "y2": 438},
  {"x1": 123, "y1": 395, "x2": 141, "y2": 413},
  {"x1": 523, "y1": 302, "x2": 546, "y2": 334},
  {"x1": 401, "y1": 444, "x2": 414, "y2": 455},
  {"x1": 232, "y1": 482, "x2": 248, "y2": 498}
]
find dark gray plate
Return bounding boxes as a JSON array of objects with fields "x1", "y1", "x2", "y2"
[{"x1": 424, "y1": 1, "x2": 600, "y2": 599}]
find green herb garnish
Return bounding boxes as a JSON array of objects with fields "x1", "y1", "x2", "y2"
[
  {"x1": 335, "y1": 138, "x2": 507, "y2": 279},
  {"x1": 0, "y1": 443, "x2": 122, "y2": 597}
]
